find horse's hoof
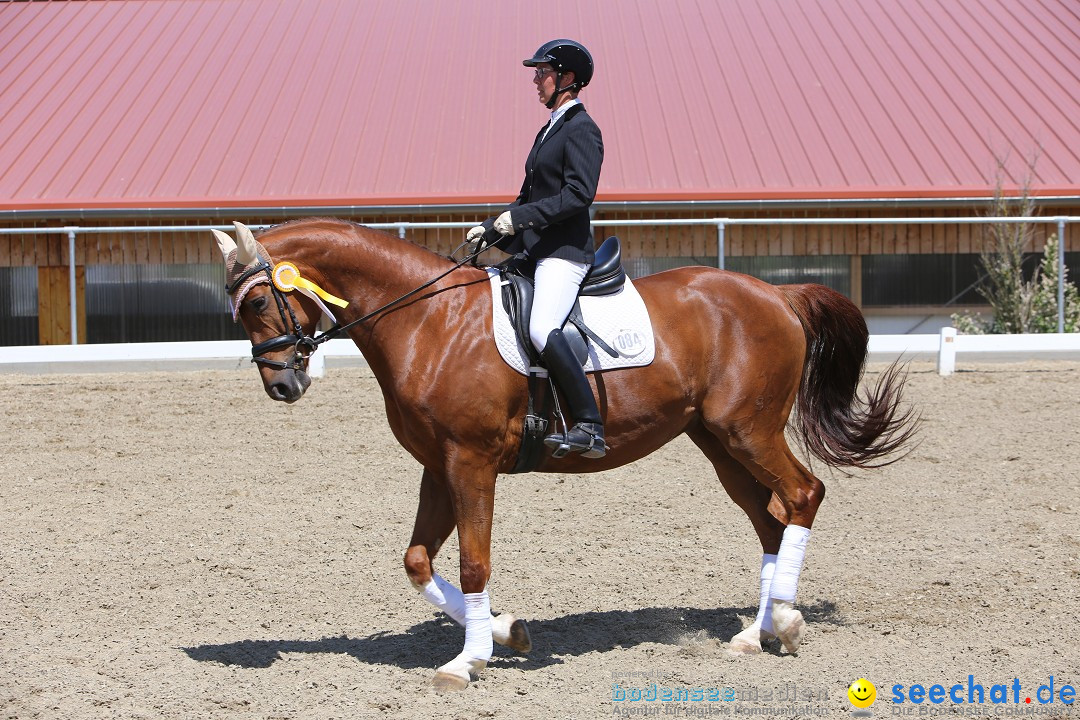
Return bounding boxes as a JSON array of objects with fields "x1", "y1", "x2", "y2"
[
  {"x1": 727, "y1": 626, "x2": 764, "y2": 655},
  {"x1": 771, "y1": 600, "x2": 805, "y2": 653},
  {"x1": 508, "y1": 618, "x2": 533, "y2": 654},
  {"x1": 491, "y1": 613, "x2": 532, "y2": 654},
  {"x1": 432, "y1": 653, "x2": 486, "y2": 693},
  {"x1": 431, "y1": 671, "x2": 470, "y2": 693}
]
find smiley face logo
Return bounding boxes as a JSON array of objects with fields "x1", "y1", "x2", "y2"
[{"x1": 848, "y1": 678, "x2": 877, "y2": 709}]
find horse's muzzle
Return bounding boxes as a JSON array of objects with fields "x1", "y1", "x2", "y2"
[{"x1": 267, "y1": 368, "x2": 311, "y2": 403}]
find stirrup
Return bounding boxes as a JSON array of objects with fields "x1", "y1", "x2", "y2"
[{"x1": 544, "y1": 422, "x2": 607, "y2": 459}]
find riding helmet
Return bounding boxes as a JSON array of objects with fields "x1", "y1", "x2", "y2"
[{"x1": 523, "y1": 39, "x2": 594, "y2": 91}]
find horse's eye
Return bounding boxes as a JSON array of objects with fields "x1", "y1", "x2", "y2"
[{"x1": 250, "y1": 296, "x2": 269, "y2": 313}]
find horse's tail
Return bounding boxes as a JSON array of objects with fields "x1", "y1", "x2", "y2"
[{"x1": 781, "y1": 284, "x2": 919, "y2": 469}]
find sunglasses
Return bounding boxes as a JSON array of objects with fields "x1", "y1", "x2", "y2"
[{"x1": 533, "y1": 67, "x2": 556, "y2": 80}]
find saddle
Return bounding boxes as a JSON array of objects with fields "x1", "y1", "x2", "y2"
[
  {"x1": 494, "y1": 236, "x2": 627, "y2": 473},
  {"x1": 497, "y1": 236, "x2": 626, "y2": 366}
]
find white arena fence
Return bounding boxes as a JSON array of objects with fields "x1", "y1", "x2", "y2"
[{"x1": 2, "y1": 328, "x2": 1079, "y2": 377}]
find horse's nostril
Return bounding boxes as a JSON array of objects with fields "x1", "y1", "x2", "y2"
[{"x1": 269, "y1": 376, "x2": 305, "y2": 403}]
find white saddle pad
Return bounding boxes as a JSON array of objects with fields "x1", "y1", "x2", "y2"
[{"x1": 487, "y1": 268, "x2": 656, "y2": 376}]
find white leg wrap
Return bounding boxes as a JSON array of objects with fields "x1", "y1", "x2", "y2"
[
  {"x1": 419, "y1": 575, "x2": 528, "y2": 651},
  {"x1": 727, "y1": 553, "x2": 780, "y2": 655},
  {"x1": 755, "y1": 553, "x2": 778, "y2": 633},
  {"x1": 490, "y1": 612, "x2": 514, "y2": 646},
  {"x1": 418, "y1": 573, "x2": 466, "y2": 625},
  {"x1": 462, "y1": 591, "x2": 493, "y2": 662},
  {"x1": 770, "y1": 525, "x2": 811, "y2": 602},
  {"x1": 434, "y1": 652, "x2": 488, "y2": 691},
  {"x1": 429, "y1": 591, "x2": 494, "y2": 689}
]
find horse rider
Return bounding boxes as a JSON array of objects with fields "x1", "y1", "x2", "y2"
[{"x1": 468, "y1": 39, "x2": 606, "y2": 459}]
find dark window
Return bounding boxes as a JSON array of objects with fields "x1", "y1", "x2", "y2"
[
  {"x1": 0, "y1": 267, "x2": 39, "y2": 346},
  {"x1": 85, "y1": 264, "x2": 246, "y2": 343}
]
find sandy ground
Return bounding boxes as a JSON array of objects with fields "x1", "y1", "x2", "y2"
[{"x1": 1, "y1": 361, "x2": 1078, "y2": 719}]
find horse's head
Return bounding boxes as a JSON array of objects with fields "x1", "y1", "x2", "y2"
[{"x1": 213, "y1": 221, "x2": 321, "y2": 403}]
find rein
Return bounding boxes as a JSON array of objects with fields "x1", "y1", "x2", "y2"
[{"x1": 231, "y1": 241, "x2": 490, "y2": 370}]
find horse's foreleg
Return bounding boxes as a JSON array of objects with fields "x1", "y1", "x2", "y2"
[
  {"x1": 418, "y1": 575, "x2": 530, "y2": 652},
  {"x1": 405, "y1": 470, "x2": 531, "y2": 658},
  {"x1": 429, "y1": 462, "x2": 498, "y2": 692},
  {"x1": 405, "y1": 469, "x2": 462, "y2": 608}
]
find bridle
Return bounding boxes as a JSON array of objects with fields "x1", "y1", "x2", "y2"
[
  {"x1": 227, "y1": 259, "x2": 323, "y2": 371},
  {"x1": 226, "y1": 233, "x2": 498, "y2": 371}
]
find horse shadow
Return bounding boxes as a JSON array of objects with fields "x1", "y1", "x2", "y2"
[{"x1": 180, "y1": 600, "x2": 843, "y2": 671}]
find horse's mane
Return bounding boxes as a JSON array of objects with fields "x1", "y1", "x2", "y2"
[
  {"x1": 256, "y1": 216, "x2": 361, "y2": 236},
  {"x1": 255, "y1": 217, "x2": 462, "y2": 264}
]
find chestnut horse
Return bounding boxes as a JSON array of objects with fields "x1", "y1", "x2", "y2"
[{"x1": 210, "y1": 218, "x2": 914, "y2": 691}]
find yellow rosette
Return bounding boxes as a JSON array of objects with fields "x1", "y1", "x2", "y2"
[{"x1": 272, "y1": 261, "x2": 348, "y2": 308}]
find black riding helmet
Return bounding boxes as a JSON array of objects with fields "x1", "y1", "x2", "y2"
[{"x1": 523, "y1": 39, "x2": 594, "y2": 109}]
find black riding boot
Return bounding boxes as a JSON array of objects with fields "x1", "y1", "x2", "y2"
[{"x1": 541, "y1": 329, "x2": 607, "y2": 459}]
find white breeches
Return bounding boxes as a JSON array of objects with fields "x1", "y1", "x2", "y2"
[{"x1": 529, "y1": 257, "x2": 590, "y2": 352}]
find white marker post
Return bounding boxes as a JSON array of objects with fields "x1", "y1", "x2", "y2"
[
  {"x1": 307, "y1": 351, "x2": 326, "y2": 379},
  {"x1": 938, "y1": 326, "x2": 957, "y2": 376}
]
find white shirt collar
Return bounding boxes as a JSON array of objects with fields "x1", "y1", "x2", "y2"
[
  {"x1": 541, "y1": 98, "x2": 581, "y2": 142},
  {"x1": 549, "y1": 98, "x2": 581, "y2": 126}
]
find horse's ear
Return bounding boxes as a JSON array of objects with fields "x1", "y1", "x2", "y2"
[
  {"x1": 233, "y1": 221, "x2": 259, "y2": 266},
  {"x1": 211, "y1": 229, "x2": 237, "y2": 261}
]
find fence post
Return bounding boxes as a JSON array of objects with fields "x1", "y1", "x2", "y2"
[
  {"x1": 717, "y1": 221, "x2": 726, "y2": 270},
  {"x1": 938, "y1": 326, "x2": 957, "y2": 376},
  {"x1": 307, "y1": 350, "x2": 326, "y2": 379},
  {"x1": 67, "y1": 228, "x2": 78, "y2": 345},
  {"x1": 1058, "y1": 217, "x2": 1067, "y2": 334}
]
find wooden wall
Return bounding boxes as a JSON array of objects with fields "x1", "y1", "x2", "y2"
[
  {"x1": 0, "y1": 225, "x2": 222, "y2": 267},
  {"x1": 36, "y1": 265, "x2": 86, "y2": 345},
  {"x1": 592, "y1": 207, "x2": 1078, "y2": 258},
  {"x1": 1, "y1": 207, "x2": 1076, "y2": 268}
]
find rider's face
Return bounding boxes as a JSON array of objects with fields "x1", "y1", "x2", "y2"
[{"x1": 533, "y1": 63, "x2": 556, "y2": 105}]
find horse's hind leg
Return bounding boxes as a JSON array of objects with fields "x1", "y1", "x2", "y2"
[
  {"x1": 724, "y1": 430, "x2": 826, "y2": 654},
  {"x1": 687, "y1": 425, "x2": 785, "y2": 655},
  {"x1": 403, "y1": 470, "x2": 531, "y2": 657}
]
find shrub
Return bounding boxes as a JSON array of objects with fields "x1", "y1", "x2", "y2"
[{"x1": 951, "y1": 189, "x2": 1079, "y2": 333}]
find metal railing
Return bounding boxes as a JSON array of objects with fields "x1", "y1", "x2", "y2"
[{"x1": 1, "y1": 215, "x2": 1077, "y2": 342}]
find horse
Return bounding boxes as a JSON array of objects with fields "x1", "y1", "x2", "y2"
[{"x1": 209, "y1": 218, "x2": 916, "y2": 691}]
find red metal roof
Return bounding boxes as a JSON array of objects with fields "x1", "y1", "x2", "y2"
[{"x1": 1, "y1": 0, "x2": 1078, "y2": 211}]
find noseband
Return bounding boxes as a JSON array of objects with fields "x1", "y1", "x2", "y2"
[{"x1": 226, "y1": 260, "x2": 333, "y2": 371}]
